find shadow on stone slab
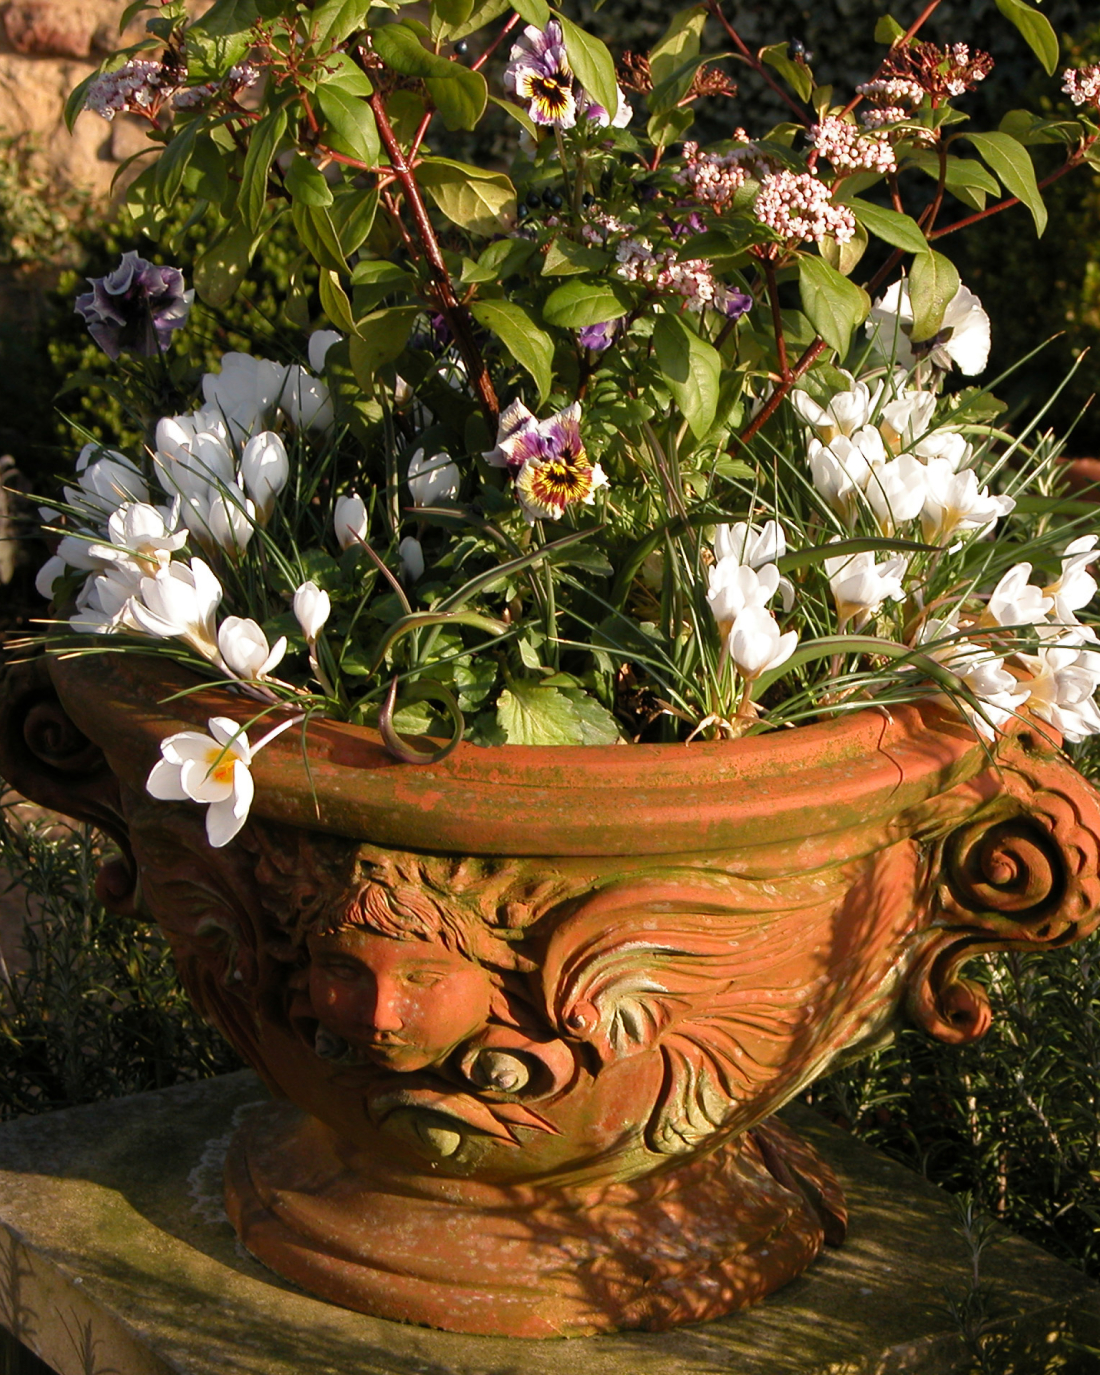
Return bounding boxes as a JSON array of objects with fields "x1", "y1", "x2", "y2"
[{"x1": 0, "y1": 1074, "x2": 1096, "y2": 1374}]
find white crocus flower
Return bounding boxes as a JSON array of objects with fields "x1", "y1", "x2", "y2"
[
  {"x1": 334, "y1": 494, "x2": 369, "y2": 550},
  {"x1": 35, "y1": 554, "x2": 66, "y2": 600},
  {"x1": 399, "y1": 535, "x2": 425, "y2": 583},
  {"x1": 1017, "y1": 644, "x2": 1100, "y2": 742},
  {"x1": 106, "y1": 502, "x2": 187, "y2": 572},
  {"x1": 293, "y1": 580, "x2": 330, "y2": 643},
  {"x1": 203, "y1": 353, "x2": 289, "y2": 440},
  {"x1": 217, "y1": 616, "x2": 287, "y2": 681},
  {"x1": 281, "y1": 364, "x2": 334, "y2": 434},
  {"x1": 867, "y1": 281, "x2": 991, "y2": 376},
  {"x1": 308, "y1": 330, "x2": 342, "y2": 373},
  {"x1": 825, "y1": 548, "x2": 908, "y2": 627},
  {"x1": 864, "y1": 454, "x2": 928, "y2": 534},
  {"x1": 239, "y1": 432, "x2": 289, "y2": 524},
  {"x1": 65, "y1": 446, "x2": 149, "y2": 519},
  {"x1": 984, "y1": 563, "x2": 1053, "y2": 629},
  {"x1": 144, "y1": 714, "x2": 293, "y2": 848},
  {"x1": 915, "y1": 617, "x2": 1031, "y2": 740},
  {"x1": 726, "y1": 605, "x2": 798, "y2": 680},
  {"x1": 713, "y1": 520, "x2": 794, "y2": 612},
  {"x1": 69, "y1": 564, "x2": 144, "y2": 636},
  {"x1": 879, "y1": 390, "x2": 937, "y2": 453},
  {"x1": 407, "y1": 448, "x2": 461, "y2": 507},
  {"x1": 913, "y1": 428, "x2": 972, "y2": 470},
  {"x1": 155, "y1": 409, "x2": 231, "y2": 467},
  {"x1": 1045, "y1": 535, "x2": 1098, "y2": 627},
  {"x1": 707, "y1": 559, "x2": 782, "y2": 638},
  {"x1": 195, "y1": 483, "x2": 256, "y2": 559},
  {"x1": 920, "y1": 459, "x2": 1015, "y2": 546},
  {"x1": 128, "y1": 557, "x2": 224, "y2": 663},
  {"x1": 790, "y1": 375, "x2": 881, "y2": 444}
]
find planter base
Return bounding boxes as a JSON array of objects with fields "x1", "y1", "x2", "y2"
[{"x1": 224, "y1": 1102, "x2": 846, "y2": 1337}]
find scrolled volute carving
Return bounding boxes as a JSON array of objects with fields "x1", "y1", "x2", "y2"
[{"x1": 908, "y1": 749, "x2": 1100, "y2": 1045}]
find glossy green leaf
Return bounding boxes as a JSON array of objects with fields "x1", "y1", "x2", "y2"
[
  {"x1": 556, "y1": 13, "x2": 619, "y2": 122},
  {"x1": 348, "y1": 306, "x2": 421, "y2": 384},
  {"x1": 372, "y1": 22, "x2": 440, "y2": 77},
  {"x1": 285, "y1": 153, "x2": 334, "y2": 207},
  {"x1": 995, "y1": 0, "x2": 1058, "y2": 75},
  {"x1": 542, "y1": 279, "x2": 631, "y2": 329},
  {"x1": 442, "y1": 0, "x2": 509, "y2": 42},
  {"x1": 873, "y1": 14, "x2": 906, "y2": 44},
  {"x1": 313, "y1": 0, "x2": 371, "y2": 45},
  {"x1": 418, "y1": 157, "x2": 516, "y2": 235},
  {"x1": 153, "y1": 119, "x2": 199, "y2": 208},
  {"x1": 965, "y1": 131, "x2": 1048, "y2": 235},
  {"x1": 331, "y1": 189, "x2": 378, "y2": 256},
  {"x1": 541, "y1": 237, "x2": 611, "y2": 276},
  {"x1": 432, "y1": 0, "x2": 475, "y2": 26},
  {"x1": 290, "y1": 200, "x2": 346, "y2": 274},
  {"x1": 653, "y1": 313, "x2": 720, "y2": 439},
  {"x1": 512, "y1": 0, "x2": 550, "y2": 29},
  {"x1": 907, "y1": 152, "x2": 998, "y2": 212},
  {"x1": 240, "y1": 105, "x2": 287, "y2": 232},
  {"x1": 321, "y1": 52, "x2": 374, "y2": 98},
  {"x1": 759, "y1": 43, "x2": 812, "y2": 102},
  {"x1": 843, "y1": 198, "x2": 929, "y2": 256},
  {"x1": 470, "y1": 299, "x2": 553, "y2": 402},
  {"x1": 194, "y1": 219, "x2": 258, "y2": 307},
  {"x1": 426, "y1": 64, "x2": 488, "y2": 131},
  {"x1": 797, "y1": 255, "x2": 869, "y2": 358},
  {"x1": 648, "y1": 6, "x2": 707, "y2": 88},
  {"x1": 908, "y1": 249, "x2": 960, "y2": 342},
  {"x1": 315, "y1": 83, "x2": 381, "y2": 167}
]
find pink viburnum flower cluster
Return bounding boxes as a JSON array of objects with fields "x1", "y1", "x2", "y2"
[
  {"x1": 856, "y1": 77, "x2": 925, "y2": 107},
  {"x1": 85, "y1": 58, "x2": 258, "y2": 121},
  {"x1": 1063, "y1": 64, "x2": 1100, "y2": 107},
  {"x1": 673, "y1": 135, "x2": 776, "y2": 212},
  {"x1": 811, "y1": 116, "x2": 897, "y2": 174},
  {"x1": 942, "y1": 43, "x2": 992, "y2": 96},
  {"x1": 753, "y1": 171, "x2": 856, "y2": 246},
  {"x1": 615, "y1": 238, "x2": 749, "y2": 315}
]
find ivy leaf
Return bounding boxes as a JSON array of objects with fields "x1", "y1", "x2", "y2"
[
  {"x1": 965, "y1": 131, "x2": 1048, "y2": 236},
  {"x1": 555, "y1": 14, "x2": 619, "y2": 121},
  {"x1": 240, "y1": 105, "x2": 287, "y2": 232},
  {"x1": 285, "y1": 153, "x2": 334, "y2": 207},
  {"x1": 542, "y1": 279, "x2": 630, "y2": 329},
  {"x1": 470, "y1": 299, "x2": 553, "y2": 402},
  {"x1": 316, "y1": 83, "x2": 380, "y2": 166},
  {"x1": 908, "y1": 249, "x2": 960, "y2": 342},
  {"x1": 759, "y1": 42, "x2": 812, "y2": 102},
  {"x1": 653, "y1": 313, "x2": 720, "y2": 439},
  {"x1": 418, "y1": 157, "x2": 516, "y2": 235},
  {"x1": 797, "y1": 255, "x2": 869, "y2": 358},
  {"x1": 840, "y1": 198, "x2": 929, "y2": 256},
  {"x1": 995, "y1": 0, "x2": 1058, "y2": 76}
]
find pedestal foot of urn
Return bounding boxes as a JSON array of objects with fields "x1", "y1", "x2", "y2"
[{"x1": 224, "y1": 1102, "x2": 846, "y2": 1337}]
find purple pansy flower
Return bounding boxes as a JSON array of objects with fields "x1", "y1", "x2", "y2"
[
  {"x1": 483, "y1": 399, "x2": 608, "y2": 523},
  {"x1": 578, "y1": 321, "x2": 616, "y2": 352},
  {"x1": 75, "y1": 251, "x2": 194, "y2": 360},
  {"x1": 718, "y1": 287, "x2": 753, "y2": 320}
]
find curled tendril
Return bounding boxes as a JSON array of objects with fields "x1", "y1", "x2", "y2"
[{"x1": 378, "y1": 675, "x2": 465, "y2": 765}]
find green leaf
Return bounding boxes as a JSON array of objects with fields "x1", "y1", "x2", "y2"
[
  {"x1": 542, "y1": 279, "x2": 630, "y2": 329},
  {"x1": 873, "y1": 14, "x2": 906, "y2": 44},
  {"x1": 372, "y1": 22, "x2": 440, "y2": 77},
  {"x1": 541, "y1": 237, "x2": 611, "y2": 276},
  {"x1": 290, "y1": 200, "x2": 347, "y2": 274},
  {"x1": 555, "y1": 13, "x2": 619, "y2": 121},
  {"x1": 471, "y1": 299, "x2": 553, "y2": 401},
  {"x1": 348, "y1": 305, "x2": 421, "y2": 384},
  {"x1": 648, "y1": 54, "x2": 720, "y2": 115},
  {"x1": 316, "y1": 83, "x2": 381, "y2": 166},
  {"x1": 906, "y1": 152, "x2": 999, "y2": 212},
  {"x1": 426, "y1": 64, "x2": 488, "y2": 131},
  {"x1": 759, "y1": 42, "x2": 812, "y2": 102},
  {"x1": 496, "y1": 682, "x2": 588, "y2": 745},
  {"x1": 418, "y1": 157, "x2": 516, "y2": 235},
  {"x1": 319, "y1": 269, "x2": 358, "y2": 336},
  {"x1": 649, "y1": 6, "x2": 707, "y2": 88},
  {"x1": 184, "y1": 133, "x2": 230, "y2": 206},
  {"x1": 285, "y1": 153, "x2": 334, "y2": 207},
  {"x1": 646, "y1": 106, "x2": 695, "y2": 151},
  {"x1": 489, "y1": 92, "x2": 538, "y2": 138},
  {"x1": 321, "y1": 52, "x2": 375, "y2": 98},
  {"x1": 153, "y1": 119, "x2": 199, "y2": 208},
  {"x1": 240, "y1": 104, "x2": 287, "y2": 233},
  {"x1": 331, "y1": 188, "x2": 378, "y2": 255},
  {"x1": 432, "y1": 0, "x2": 475, "y2": 28},
  {"x1": 842, "y1": 198, "x2": 929, "y2": 256},
  {"x1": 313, "y1": 0, "x2": 371, "y2": 45},
  {"x1": 819, "y1": 220, "x2": 868, "y2": 277},
  {"x1": 512, "y1": 0, "x2": 550, "y2": 29},
  {"x1": 560, "y1": 689, "x2": 623, "y2": 744},
  {"x1": 442, "y1": 0, "x2": 509, "y2": 42},
  {"x1": 965, "y1": 131, "x2": 1048, "y2": 235},
  {"x1": 995, "y1": 0, "x2": 1058, "y2": 75},
  {"x1": 653, "y1": 313, "x2": 720, "y2": 439},
  {"x1": 194, "y1": 219, "x2": 258, "y2": 307},
  {"x1": 463, "y1": 236, "x2": 538, "y2": 283},
  {"x1": 797, "y1": 255, "x2": 869, "y2": 358},
  {"x1": 908, "y1": 249, "x2": 960, "y2": 342}
]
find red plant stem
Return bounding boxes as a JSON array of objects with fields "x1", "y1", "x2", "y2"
[
  {"x1": 929, "y1": 157, "x2": 1082, "y2": 240},
  {"x1": 368, "y1": 92, "x2": 500, "y2": 426},
  {"x1": 763, "y1": 260, "x2": 789, "y2": 380},
  {"x1": 409, "y1": 108, "x2": 434, "y2": 161},
  {"x1": 705, "y1": 0, "x2": 812, "y2": 127},
  {"x1": 734, "y1": 338, "x2": 828, "y2": 449},
  {"x1": 472, "y1": 13, "x2": 521, "y2": 72},
  {"x1": 840, "y1": 0, "x2": 945, "y2": 117}
]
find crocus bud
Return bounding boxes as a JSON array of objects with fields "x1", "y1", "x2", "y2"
[
  {"x1": 239, "y1": 432, "x2": 289, "y2": 523},
  {"x1": 399, "y1": 535, "x2": 425, "y2": 583},
  {"x1": 407, "y1": 448, "x2": 460, "y2": 507},
  {"x1": 218, "y1": 616, "x2": 287, "y2": 679},
  {"x1": 293, "y1": 580, "x2": 330, "y2": 642},
  {"x1": 334, "y1": 494, "x2": 369, "y2": 551}
]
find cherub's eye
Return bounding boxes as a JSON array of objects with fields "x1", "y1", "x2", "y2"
[{"x1": 404, "y1": 970, "x2": 446, "y2": 987}]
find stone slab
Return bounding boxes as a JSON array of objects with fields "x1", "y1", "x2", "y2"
[{"x1": 0, "y1": 1071, "x2": 1097, "y2": 1375}]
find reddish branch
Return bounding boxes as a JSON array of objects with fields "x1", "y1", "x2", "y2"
[
  {"x1": 368, "y1": 92, "x2": 500, "y2": 426},
  {"x1": 705, "y1": 0, "x2": 812, "y2": 127},
  {"x1": 840, "y1": 0, "x2": 945, "y2": 118},
  {"x1": 734, "y1": 339, "x2": 829, "y2": 450}
]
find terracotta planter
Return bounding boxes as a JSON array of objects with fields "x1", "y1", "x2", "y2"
[{"x1": 3, "y1": 651, "x2": 1100, "y2": 1338}]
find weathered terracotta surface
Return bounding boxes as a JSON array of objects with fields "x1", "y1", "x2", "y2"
[{"x1": 3, "y1": 651, "x2": 1100, "y2": 1336}]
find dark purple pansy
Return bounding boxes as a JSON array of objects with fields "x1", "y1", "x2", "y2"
[
  {"x1": 74, "y1": 251, "x2": 194, "y2": 360},
  {"x1": 719, "y1": 287, "x2": 753, "y2": 320}
]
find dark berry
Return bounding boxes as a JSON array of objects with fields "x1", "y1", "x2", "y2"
[
  {"x1": 582, "y1": 192, "x2": 594, "y2": 208},
  {"x1": 518, "y1": 203, "x2": 530, "y2": 220},
  {"x1": 454, "y1": 39, "x2": 469, "y2": 56},
  {"x1": 526, "y1": 191, "x2": 541, "y2": 208},
  {"x1": 547, "y1": 191, "x2": 564, "y2": 210}
]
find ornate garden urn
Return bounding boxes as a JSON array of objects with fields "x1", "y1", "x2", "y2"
[{"x1": 4, "y1": 651, "x2": 1100, "y2": 1337}]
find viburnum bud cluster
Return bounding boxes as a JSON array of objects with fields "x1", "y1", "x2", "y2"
[
  {"x1": 943, "y1": 43, "x2": 992, "y2": 96},
  {"x1": 173, "y1": 65, "x2": 260, "y2": 111},
  {"x1": 859, "y1": 106, "x2": 909, "y2": 130},
  {"x1": 674, "y1": 136, "x2": 768, "y2": 212},
  {"x1": 856, "y1": 77, "x2": 925, "y2": 107},
  {"x1": 753, "y1": 171, "x2": 856, "y2": 245},
  {"x1": 84, "y1": 59, "x2": 179, "y2": 120},
  {"x1": 615, "y1": 239, "x2": 749, "y2": 315},
  {"x1": 1063, "y1": 64, "x2": 1100, "y2": 108},
  {"x1": 811, "y1": 116, "x2": 896, "y2": 174}
]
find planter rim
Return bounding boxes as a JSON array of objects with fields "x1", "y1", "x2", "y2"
[{"x1": 47, "y1": 650, "x2": 1015, "y2": 858}]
